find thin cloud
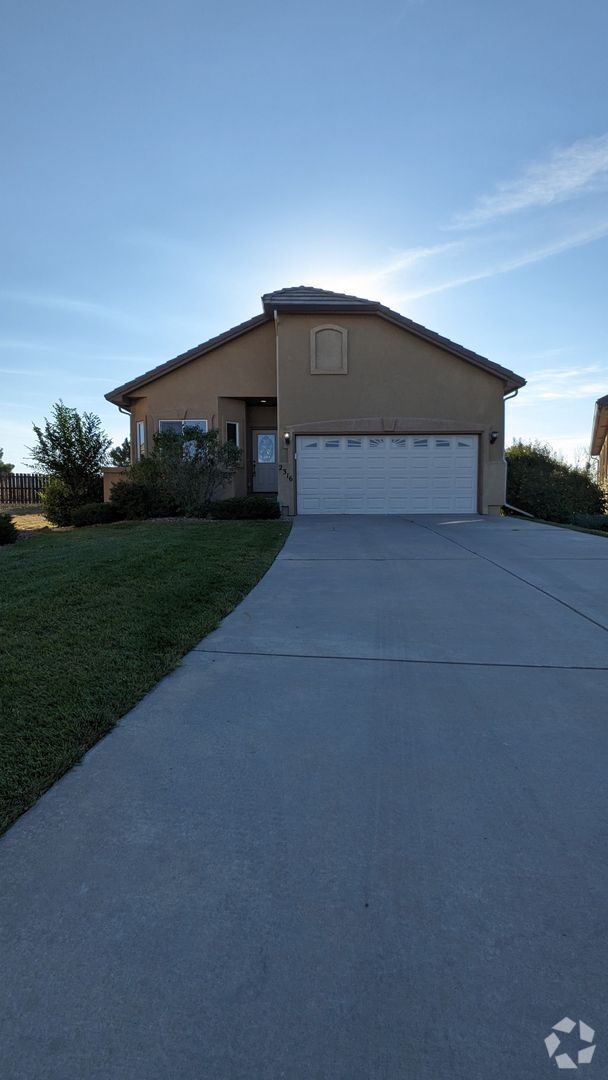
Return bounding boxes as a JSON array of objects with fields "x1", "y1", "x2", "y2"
[
  {"x1": 509, "y1": 364, "x2": 608, "y2": 405},
  {"x1": 451, "y1": 134, "x2": 608, "y2": 229},
  {"x1": 0, "y1": 289, "x2": 136, "y2": 327},
  {"x1": 396, "y1": 218, "x2": 608, "y2": 301}
]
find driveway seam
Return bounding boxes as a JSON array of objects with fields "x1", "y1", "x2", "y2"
[
  {"x1": 195, "y1": 647, "x2": 608, "y2": 671},
  {"x1": 415, "y1": 521, "x2": 608, "y2": 636}
]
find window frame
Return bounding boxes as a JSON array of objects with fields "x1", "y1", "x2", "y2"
[
  {"x1": 135, "y1": 420, "x2": 145, "y2": 461},
  {"x1": 225, "y1": 420, "x2": 240, "y2": 448},
  {"x1": 158, "y1": 419, "x2": 208, "y2": 435}
]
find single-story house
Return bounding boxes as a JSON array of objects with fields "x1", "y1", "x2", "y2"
[
  {"x1": 591, "y1": 394, "x2": 608, "y2": 487},
  {"x1": 105, "y1": 286, "x2": 526, "y2": 515}
]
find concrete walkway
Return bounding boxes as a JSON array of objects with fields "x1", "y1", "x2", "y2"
[{"x1": 2, "y1": 515, "x2": 608, "y2": 1079}]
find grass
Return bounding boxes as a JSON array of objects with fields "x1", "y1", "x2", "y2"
[{"x1": 0, "y1": 519, "x2": 290, "y2": 834}]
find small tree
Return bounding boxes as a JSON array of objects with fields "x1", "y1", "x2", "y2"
[
  {"x1": 28, "y1": 402, "x2": 112, "y2": 524},
  {"x1": 0, "y1": 447, "x2": 14, "y2": 475},
  {"x1": 506, "y1": 440, "x2": 606, "y2": 522},
  {"x1": 110, "y1": 437, "x2": 131, "y2": 466}
]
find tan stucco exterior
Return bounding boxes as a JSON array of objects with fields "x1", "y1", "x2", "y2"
[
  {"x1": 102, "y1": 467, "x2": 128, "y2": 501},
  {"x1": 275, "y1": 313, "x2": 507, "y2": 514},
  {"x1": 105, "y1": 290, "x2": 524, "y2": 515}
]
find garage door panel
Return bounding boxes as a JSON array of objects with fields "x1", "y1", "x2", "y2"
[{"x1": 296, "y1": 434, "x2": 478, "y2": 514}]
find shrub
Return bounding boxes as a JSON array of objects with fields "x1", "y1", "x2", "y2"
[
  {"x1": 70, "y1": 502, "x2": 122, "y2": 528},
  {"x1": 506, "y1": 441, "x2": 606, "y2": 523},
  {"x1": 571, "y1": 513, "x2": 608, "y2": 532},
  {"x1": 109, "y1": 479, "x2": 177, "y2": 520},
  {"x1": 109, "y1": 427, "x2": 243, "y2": 520},
  {"x1": 39, "y1": 477, "x2": 80, "y2": 526},
  {"x1": 209, "y1": 496, "x2": 281, "y2": 519},
  {"x1": 0, "y1": 513, "x2": 18, "y2": 545}
]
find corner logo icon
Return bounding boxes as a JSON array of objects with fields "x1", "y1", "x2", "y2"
[{"x1": 545, "y1": 1017, "x2": 596, "y2": 1069}]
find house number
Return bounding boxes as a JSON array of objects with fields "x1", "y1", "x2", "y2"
[{"x1": 279, "y1": 464, "x2": 293, "y2": 482}]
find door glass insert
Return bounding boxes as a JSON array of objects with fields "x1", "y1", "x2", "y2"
[
  {"x1": 413, "y1": 438, "x2": 428, "y2": 448},
  {"x1": 347, "y1": 438, "x2": 362, "y2": 448},
  {"x1": 435, "y1": 438, "x2": 451, "y2": 448},
  {"x1": 324, "y1": 439, "x2": 340, "y2": 448},
  {"x1": 369, "y1": 437, "x2": 385, "y2": 448},
  {"x1": 257, "y1": 433, "x2": 276, "y2": 463}
]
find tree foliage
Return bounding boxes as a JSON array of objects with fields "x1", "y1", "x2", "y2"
[
  {"x1": 29, "y1": 402, "x2": 111, "y2": 495},
  {"x1": 110, "y1": 438, "x2": 131, "y2": 466},
  {"x1": 29, "y1": 402, "x2": 111, "y2": 523},
  {"x1": 110, "y1": 426, "x2": 242, "y2": 518},
  {"x1": 0, "y1": 447, "x2": 14, "y2": 475},
  {"x1": 506, "y1": 440, "x2": 606, "y2": 522}
]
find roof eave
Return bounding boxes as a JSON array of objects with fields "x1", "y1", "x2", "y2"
[{"x1": 105, "y1": 312, "x2": 271, "y2": 406}]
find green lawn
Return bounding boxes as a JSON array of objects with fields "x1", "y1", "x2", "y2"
[{"x1": 0, "y1": 520, "x2": 290, "y2": 834}]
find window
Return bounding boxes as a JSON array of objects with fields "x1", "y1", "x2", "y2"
[
  {"x1": 158, "y1": 419, "x2": 208, "y2": 435},
  {"x1": 310, "y1": 325, "x2": 348, "y2": 374},
  {"x1": 225, "y1": 421, "x2": 240, "y2": 447},
  {"x1": 136, "y1": 420, "x2": 145, "y2": 461}
]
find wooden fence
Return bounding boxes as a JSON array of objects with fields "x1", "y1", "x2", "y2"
[{"x1": 0, "y1": 472, "x2": 49, "y2": 506}]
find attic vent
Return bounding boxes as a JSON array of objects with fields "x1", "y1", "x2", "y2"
[{"x1": 310, "y1": 325, "x2": 348, "y2": 374}]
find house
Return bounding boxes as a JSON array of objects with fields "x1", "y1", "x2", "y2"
[
  {"x1": 591, "y1": 395, "x2": 608, "y2": 487},
  {"x1": 105, "y1": 286, "x2": 526, "y2": 515}
]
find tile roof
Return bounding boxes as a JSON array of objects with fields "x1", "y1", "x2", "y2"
[{"x1": 106, "y1": 286, "x2": 526, "y2": 405}]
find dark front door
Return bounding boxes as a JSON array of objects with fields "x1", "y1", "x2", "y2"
[{"x1": 252, "y1": 430, "x2": 278, "y2": 492}]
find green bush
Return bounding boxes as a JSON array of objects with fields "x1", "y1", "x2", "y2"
[
  {"x1": 109, "y1": 479, "x2": 177, "y2": 520},
  {"x1": 39, "y1": 477, "x2": 78, "y2": 526},
  {"x1": 39, "y1": 475, "x2": 105, "y2": 526},
  {"x1": 70, "y1": 502, "x2": 122, "y2": 528},
  {"x1": 506, "y1": 441, "x2": 606, "y2": 523},
  {"x1": 0, "y1": 513, "x2": 18, "y2": 545},
  {"x1": 209, "y1": 496, "x2": 281, "y2": 519},
  {"x1": 570, "y1": 513, "x2": 608, "y2": 532}
]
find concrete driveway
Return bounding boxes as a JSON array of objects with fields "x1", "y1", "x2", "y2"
[{"x1": 2, "y1": 515, "x2": 608, "y2": 1079}]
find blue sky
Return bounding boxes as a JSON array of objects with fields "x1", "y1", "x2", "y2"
[{"x1": 1, "y1": 0, "x2": 607, "y2": 469}]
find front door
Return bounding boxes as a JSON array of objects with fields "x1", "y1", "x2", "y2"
[{"x1": 252, "y1": 430, "x2": 278, "y2": 492}]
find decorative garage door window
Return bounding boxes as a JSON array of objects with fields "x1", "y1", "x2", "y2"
[
  {"x1": 295, "y1": 434, "x2": 478, "y2": 515},
  {"x1": 257, "y1": 434, "x2": 276, "y2": 463}
]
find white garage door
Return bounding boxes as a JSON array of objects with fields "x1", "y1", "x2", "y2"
[{"x1": 296, "y1": 434, "x2": 478, "y2": 514}]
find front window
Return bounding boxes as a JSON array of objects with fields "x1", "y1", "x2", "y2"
[
  {"x1": 226, "y1": 421, "x2": 240, "y2": 447},
  {"x1": 158, "y1": 419, "x2": 208, "y2": 435},
  {"x1": 136, "y1": 420, "x2": 145, "y2": 460}
]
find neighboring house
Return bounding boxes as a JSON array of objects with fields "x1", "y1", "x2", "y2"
[
  {"x1": 591, "y1": 394, "x2": 608, "y2": 487},
  {"x1": 105, "y1": 286, "x2": 526, "y2": 515}
]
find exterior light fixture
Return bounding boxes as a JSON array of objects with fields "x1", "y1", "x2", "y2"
[
  {"x1": 489, "y1": 430, "x2": 499, "y2": 444},
  {"x1": 284, "y1": 431, "x2": 291, "y2": 446}
]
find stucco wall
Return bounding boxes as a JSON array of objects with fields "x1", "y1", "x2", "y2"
[
  {"x1": 116, "y1": 311, "x2": 509, "y2": 515},
  {"x1": 102, "y1": 467, "x2": 128, "y2": 502},
  {"x1": 127, "y1": 321, "x2": 277, "y2": 456},
  {"x1": 275, "y1": 313, "x2": 507, "y2": 514}
]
